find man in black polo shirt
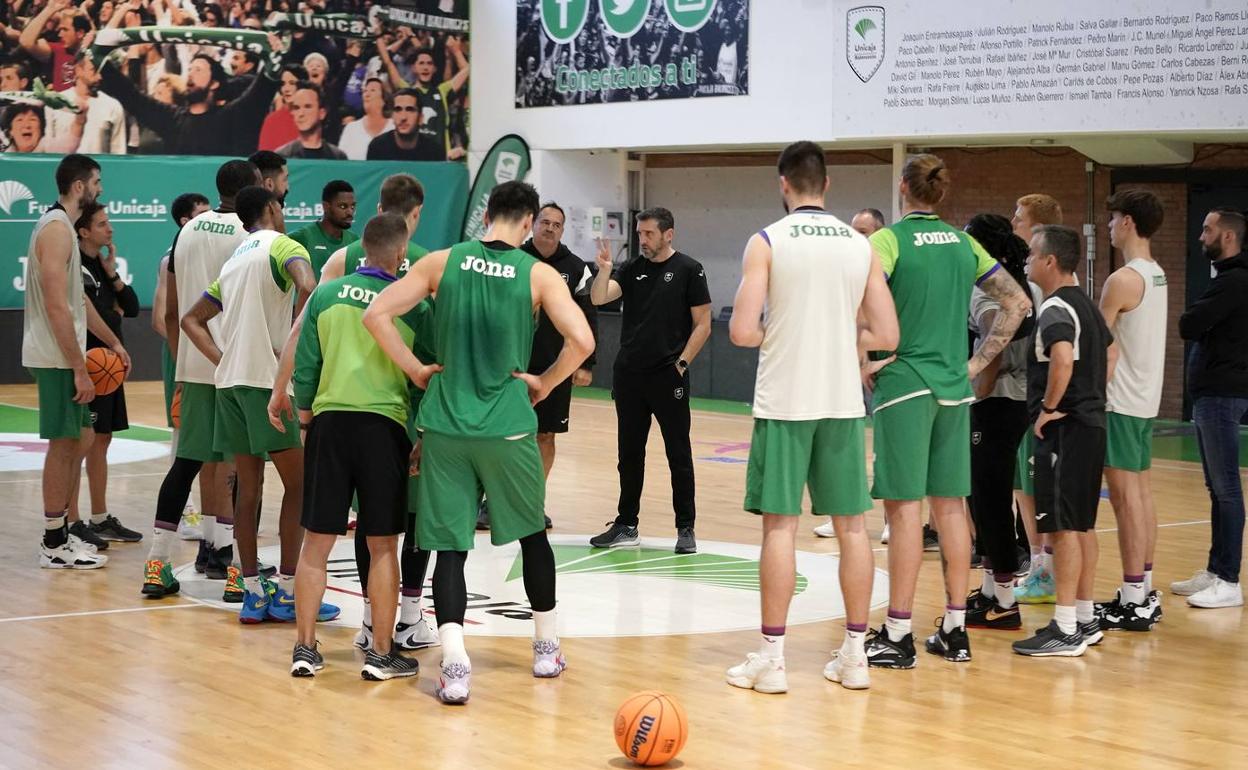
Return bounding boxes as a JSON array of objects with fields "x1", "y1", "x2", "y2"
[
  {"x1": 1013, "y1": 224, "x2": 1114, "y2": 658},
  {"x1": 476, "y1": 201, "x2": 599, "y2": 532},
  {"x1": 589, "y1": 207, "x2": 712, "y2": 554}
]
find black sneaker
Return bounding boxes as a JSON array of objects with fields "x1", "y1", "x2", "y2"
[
  {"x1": 361, "y1": 649, "x2": 420, "y2": 680},
  {"x1": 195, "y1": 540, "x2": 212, "y2": 574},
  {"x1": 1080, "y1": 617, "x2": 1104, "y2": 646},
  {"x1": 675, "y1": 527, "x2": 696, "y2": 554},
  {"x1": 69, "y1": 520, "x2": 109, "y2": 551},
  {"x1": 922, "y1": 524, "x2": 939, "y2": 552},
  {"x1": 1097, "y1": 597, "x2": 1154, "y2": 632},
  {"x1": 1015, "y1": 546, "x2": 1031, "y2": 577},
  {"x1": 204, "y1": 545, "x2": 232, "y2": 580},
  {"x1": 966, "y1": 597, "x2": 1022, "y2": 630},
  {"x1": 864, "y1": 626, "x2": 917, "y2": 669},
  {"x1": 925, "y1": 621, "x2": 972, "y2": 662},
  {"x1": 91, "y1": 515, "x2": 143, "y2": 543},
  {"x1": 259, "y1": 561, "x2": 278, "y2": 580},
  {"x1": 1013, "y1": 620, "x2": 1087, "y2": 657},
  {"x1": 1148, "y1": 590, "x2": 1163, "y2": 623},
  {"x1": 476, "y1": 500, "x2": 490, "y2": 531},
  {"x1": 290, "y1": 642, "x2": 324, "y2": 677},
  {"x1": 544, "y1": 514, "x2": 553, "y2": 529},
  {"x1": 589, "y1": 522, "x2": 640, "y2": 549},
  {"x1": 966, "y1": 588, "x2": 993, "y2": 614}
]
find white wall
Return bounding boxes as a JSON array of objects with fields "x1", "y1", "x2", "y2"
[
  {"x1": 527, "y1": 149, "x2": 629, "y2": 261},
  {"x1": 644, "y1": 164, "x2": 894, "y2": 309},
  {"x1": 469, "y1": 0, "x2": 835, "y2": 152}
]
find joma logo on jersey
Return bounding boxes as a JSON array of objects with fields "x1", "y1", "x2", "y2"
[
  {"x1": 788, "y1": 223, "x2": 853, "y2": 238},
  {"x1": 194, "y1": 220, "x2": 237, "y2": 235},
  {"x1": 460, "y1": 254, "x2": 517, "y2": 278},
  {"x1": 912, "y1": 231, "x2": 961, "y2": 246},
  {"x1": 337, "y1": 284, "x2": 380, "y2": 304}
]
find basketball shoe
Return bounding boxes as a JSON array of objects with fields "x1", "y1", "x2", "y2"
[
  {"x1": 141, "y1": 559, "x2": 180, "y2": 598},
  {"x1": 823, "y1": 650, "x2": 869, "y2": 690},
  {"x1": 362, "y1": 649, "x2": 419, "y2": 681},
  {"x1": 395, "y1": 616, "x2": 439, "y2": 650},
  {"x1": 725, "y1": 653, "x2": 787, "y2": 693},
  {"x1": 532, "y1": 639, "x2": 566, "y2": 678},
  {"x1": 437, "y1": 661, "x2": 472, "y2": 704},
  {"x1": 290, "y1": 642, "x2": 324, "y2": 677}
]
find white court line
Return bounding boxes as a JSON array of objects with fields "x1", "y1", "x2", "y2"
[{"x1": 0, "y1": 602, "x2": 208, "y2": 624}]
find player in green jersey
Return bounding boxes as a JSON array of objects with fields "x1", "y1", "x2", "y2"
[
  {"x1": 364, "y1": 181, "x2": 594, "y2": 705},
  {"x1": 862, "y1": 154, "x2": 1032, "y2": 669},
  {"x1": 289, "y1": 179, "x2": 359, "y2": 278}
]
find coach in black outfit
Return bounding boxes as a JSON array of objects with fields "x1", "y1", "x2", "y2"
[{"x1": 589, "y1": 207, "x2": 712, "y2": 554}]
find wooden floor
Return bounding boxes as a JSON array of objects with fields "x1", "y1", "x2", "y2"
[{"x1": 0, "y1": 381, "x2": 1245, "y2": 769}]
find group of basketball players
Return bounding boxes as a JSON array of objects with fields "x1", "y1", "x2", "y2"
[{"x1": 725, "y1": 140, "x2": 1195, "y2": 695}]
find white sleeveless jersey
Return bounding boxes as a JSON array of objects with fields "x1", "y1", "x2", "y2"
[
  {"x1": 173, "y1": 210, "x2": 246, "y2": 384},
  {"x1": 22, "y1": 207, "x2": 85, "y2": 368},
  {"x1": 1106, "y1": 258, "x2": 1168, "y2": 418},
  {"x1": 753, "y1": 210, "x2": 871, "y2": 420},
  {"x1": 211, "y1": 230, "x2": 307, "y2": 390}
]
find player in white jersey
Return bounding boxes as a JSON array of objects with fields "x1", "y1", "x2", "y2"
[
  {"x1": 27, "y1": 154, "x2": 128, "y2": 569},
  {"x1": 724, "y1": 142, "x2": 898, "y2": 694},
  {"x1": 140, "y1": 160, "x2": 260, "y2": 601},
  {"x1": 1097, "y1": 189, "x2": 1167, "y2": 630},
  {"x1": 181, "y1": 186, "x2": 338, "y2": 625}
]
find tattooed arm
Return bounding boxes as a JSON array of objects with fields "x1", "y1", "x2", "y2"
[{"x1": 967, "y1": 270, "x2": 1031, "y2": 380}]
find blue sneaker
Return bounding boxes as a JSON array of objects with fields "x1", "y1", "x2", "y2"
[
  {"x1": 1014, "y1": 567, "x2": 1056, "y2": 605},
  {"x1": 267, "y1": 587, "x2": 342, "y2": 623},
  {"x1": 239, "y1": 588, "x2": 270, "y2": 624}
]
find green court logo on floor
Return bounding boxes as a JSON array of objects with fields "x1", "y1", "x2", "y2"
[{"x1": 541, "y1": 0, "x2": 590, "y2": 43}]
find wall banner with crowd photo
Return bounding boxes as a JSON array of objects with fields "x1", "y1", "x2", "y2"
[
  {"x1": 0, "y1": 154, "x2": 468, "y2": 310},
  {"x1": 515, "y1": 0, "x2": 749, "y2": 108}
]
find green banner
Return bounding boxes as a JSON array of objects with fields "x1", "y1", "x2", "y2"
[
  {"x1": 0, "y1": 154, "x2": 468, "y2": 310},
  {"x1": 461, "y1": 134, "x2": 531, "y2": 241}
]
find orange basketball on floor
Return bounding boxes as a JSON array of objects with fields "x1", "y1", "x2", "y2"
[
  {"x1": 614, "y1": 691, "x2": 688, "y2": 767},
  {"x1": 85, "y1": 347, "x2": 126, "y2": 396},
  {"x1": 171, "y1": 386, "x2": 182, "y2": 428}
]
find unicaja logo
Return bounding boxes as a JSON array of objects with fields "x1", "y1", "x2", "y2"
[
  {"x1": 0, "y1": 180, "x2": 34, "y2": 215},
  {"x1": 846, "y1": 6, "x2": 886, "y2": 83}
]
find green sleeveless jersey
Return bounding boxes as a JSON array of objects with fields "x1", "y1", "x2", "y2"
[
  {"x1": 416, "y1": 240, "x2": 537, "y2": 438},
  {"x1": 868, "y1": 213, "x2": 1000, "y2": 408}
]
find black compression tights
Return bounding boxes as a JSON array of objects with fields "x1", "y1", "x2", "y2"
[
  {"x1": 431, "y1": 530, "x2": 557, "y2": 627},
  {"x1": 154, "y1": 457, "x2": 202, "y2": 527}
]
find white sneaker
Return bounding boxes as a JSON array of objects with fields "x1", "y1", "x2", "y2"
[
  {"x1": 725, "y1": 653, "x2": 787, "y2": 694},
  {"x1": 395, "y1": 615, "x2": 440, "y2": 650},
  {"x1": 40, "y1": 539, "x2": 108, "y2": 569},
  {"x1": 353, "y1": 622, "x2": 373, "y2": 650},
  {"x1": 1187, "y1": 578, "x2": 1244, "y2": 609},
  {"x1": 66, "y1": 533, "x2": 98, "y2": 554},
  {"x1": 823, "y1": 650, "x2": 870, "y2": 690},
  {"x1": 437, "y1": 660, "x2": 472, "y2": 704},
  {"x1": 813, "y1": 521, "x2": 837, "y2": 538},
  {"x1": 1171, "y1": 569, "x2": 1216, "y2": 596},
  {"x1": 880, "y1": 522, "x2": 890, "y2": 544},
  {"x1": 532, "y1": 638, "x2": 567, "y2": 678},
  {"x1": 177, "y1": 504, "x2": 203, "y2": 540}
]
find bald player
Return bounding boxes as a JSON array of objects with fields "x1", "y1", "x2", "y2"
[{"x1": 851, "y1": 208, "x2": 886, "y2": 237}]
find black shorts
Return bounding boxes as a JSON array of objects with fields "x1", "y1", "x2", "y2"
[
  {"x1": 533, "y1": 377, "x2": 573, "y2": 434},
  {"x1": 1033, "y1": 419, "x2": 1105, "y2": 534},
  {"x1": 89, "y1": 384, "x2": 129, "y2": 435},
  {"x1": 302, "y1": 411, "x2": 410, "y2": 537}
]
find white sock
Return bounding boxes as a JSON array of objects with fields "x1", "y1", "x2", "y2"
[
  {"x1": 885, "y1": 615, "x2": 911, "y2": 642},
  {"x1": 758, "y1": 631, "x2": 784, "y2": 660},
  {"x1": 279, "y1": 573, "x2": 295, "y2": 596},
  {"x1": 1121, "y1": 578, "x2": 1147, "y2": 606},
  {"x1": 439, "y1": 623, "x2": 469, "y2": 666},
  {"x1": 399, "y1": 594, "x2": 422, "y2": 625},
  {"x1": 362, "y1": 598, "x2": 373, "y2": 627},
  {"x1": 533, "y1": 608, "x2": 558, "y2": 642},
  {"x1": 148, "y1": 528, "x2": 176, "y2": 562},
  {"x1": 980, "y1": 569, "x2": 995, "y2": 595},
  {"x1": 842, "y1": 627, "x2": 866, "y2": 656},
  {"x1": 1040, "y1": 551, "x2": 1054, "y2": 574},
  {"x1": 214, "y1": 520, "x2": 234, "y2": 550},
  {"x1": 1144, "y1": 568, "x2": 1153, "y2": 593},
  {"x1": 201, "y1": 513, "x2": 215, "y2": 543},
  {"x1": 1075, "y1": 599, "x2": 1095, "y2": 624},
  {"x1": 243, "y1": 575, "x2": 264, "y2": 597},
  {"x1": 91, "y1": 512, "x2": 108, "y2": 526},
  {"x1": 994, "y1": 580, "x2": 1017, "y2": 608},
  {"x1": 1054, "y1": 604, "x2": 1077, "y2": 635},
  {"x1": 942, "y1": 608, "x2": 966, "y2": 633}
]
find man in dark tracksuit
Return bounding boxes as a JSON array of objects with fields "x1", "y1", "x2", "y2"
[
  {"x1": 588, "y1": 207, "x2": 713, "y2": 554},
  {"x1": 477, "y1": 202, "x2": 598, "y2": 530}
]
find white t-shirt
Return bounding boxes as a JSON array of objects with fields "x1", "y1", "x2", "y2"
[
  {"x1": 172, "y1": 210, "x2": 247, "y2": 384},
  {"x1": 43, "y1": 91, "x2": 127, "y2": 155},
  {"x1": 338, "y1": 117, "x2": 393, "y2": 161},
  {"x1": 1106, "y1": 258, "x2": 1168, "y2": 418}
]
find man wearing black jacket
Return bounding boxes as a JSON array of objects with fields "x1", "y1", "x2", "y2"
[
  {"x1": 1175, "y1": 207, "x2": 1248, "y2": 609},
  {"x1": 99, "y1": 50, "x2": 281, "y2": 156},
  {"x1": 477, "y1": 202, "x2": 598, "y2": 531},
  {"x1": 75, "y1": 201, "x2": 143, "y2": 545}
]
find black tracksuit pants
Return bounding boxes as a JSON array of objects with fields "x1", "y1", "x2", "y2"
[
  {"x1": 612, "y1": 366, "x2": 695, "y2": 530},
  {"x1": 969, "y1": 397, "x2": 1029, "y2": 576}
]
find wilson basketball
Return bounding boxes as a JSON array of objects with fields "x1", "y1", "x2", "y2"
[
  {"x1": 614, "y1": 691, "x2": 688, "y2": 767},
  {"x1": 85, "y1": 348, "x2": 126, "y2": 396},
  {"x1": 171, "y1": 386, "x2": 182, "y2": 429}
]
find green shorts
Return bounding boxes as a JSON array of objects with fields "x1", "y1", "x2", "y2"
[
  {"x1": 175, "y1": 382, "x2": 224, "y2": 462},
  {"x1": 30, "y1": 367, "x2": 91, "y2": 440},
  {"x1": 415, "y1": 431, "x2": 545, "y2": 551},
  {"x1": 1015, "y1": 428, "x2": 1035, "y2": 495},
  {"x1": 1105, "y1": 412, "x2": 1153, "y2": 472},
  {"x1": 745, "y1": 418, "x2": 871, "y2": 516},
  {"x1": 871, "y1": 394, "x2": 970, "y2": 500},
  {"x1": 213, "y1": 386, "x2": 300, "y2": 458},
  {"x1": 161, "y1": 344, "x2": 175, "y2": 427}
]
